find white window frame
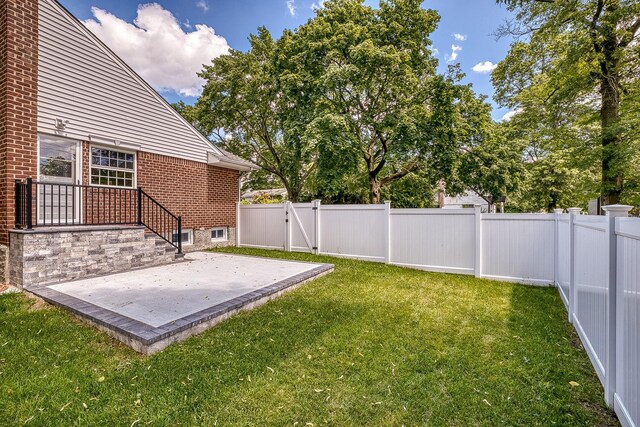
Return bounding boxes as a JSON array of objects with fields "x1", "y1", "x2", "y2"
[
  {"x1": 89, "y1": 144, "x2": 137, "y2": 189},
  {"x1": 172, "y1": 229, "x2": 193, "y2": 246},
  {"x1": 36, "y1": 134, "x2": 83, "y2": 225},
  {"x1": 211, "y1": 227, "x2": 228, "y2": 242}
]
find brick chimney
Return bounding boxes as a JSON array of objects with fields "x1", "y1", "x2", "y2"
[{"x1": 0, "y1": 0, "x2": 39, "y2": 248}]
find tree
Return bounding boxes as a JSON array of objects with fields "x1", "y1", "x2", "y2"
[
  {"x1": 280, "y1": 0, "x2": 459, "y2": 203},
  {"x1": 494, "y1": 0, "x2": 640, "y2": 206},
  {"x1": 450, "y1": 90, "x2": 526, "y2": 211},
  {"x1": 194, "y1": 28, "x2": 318, "y2": 202},
  {"x1": 503, "y1": 107, "x2": 600, "y2": 212}
]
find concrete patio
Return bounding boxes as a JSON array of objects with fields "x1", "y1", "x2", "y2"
[{"x1": 29, "y1": 252, "x2": 333, "y2": 354}]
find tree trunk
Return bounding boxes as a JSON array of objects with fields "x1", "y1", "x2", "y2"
[
  {"x1": 599, "y1": 9, "x2": 623, "y2": 206},
  {"x1": 600, "y1": 76, "x2": 622, "y2": 205},
  {"x1": 369, "y1": 176, "x2": 381, "y2": 204},
  {"x1": 283, "y1": 181, "x2": 299, "y2": 203}
]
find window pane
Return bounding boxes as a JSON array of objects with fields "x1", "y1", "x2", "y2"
[
  {"x1": 89, "y1": 148, "x2": 136, "y2": 188},
  {"x1": 40, "y1": 158, "x2": 73, "y2": 178}
]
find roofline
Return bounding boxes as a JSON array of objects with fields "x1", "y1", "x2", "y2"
[
  {"x1": 47, "y1": 0, "x2": 224, "y2": 159},
  {"x1": 207, "y1": 152, "x2": 258, "y2": 171}
]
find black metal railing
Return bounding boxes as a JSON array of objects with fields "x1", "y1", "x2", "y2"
[
  {"x1": 14, "y1": 179, "x2": 182, "y2": 254},
  {"x1": 139, "y1": 188, "x2": 183, "y2": 254}
]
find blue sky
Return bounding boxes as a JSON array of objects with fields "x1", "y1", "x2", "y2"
[{"x1": 59, "y1": 0, "x2": 515, "y2": 120}]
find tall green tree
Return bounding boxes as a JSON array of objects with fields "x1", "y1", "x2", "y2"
[
  {"x1": 494, "y1": 0, "x2": 640, "y2": 206},
  {"x1": 280, "y1": 0, "x2": 459, "y2": 204},
  {"x1": 194, "y1": 28, "x2": 318, "y2": 202},
  {"x1": 449, "y1": 89, "x2": 526, "y2": 211}
]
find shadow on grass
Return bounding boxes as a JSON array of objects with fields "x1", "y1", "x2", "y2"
[{"x1": 503, "y1": 284, "x2": 618, "y2": 426}]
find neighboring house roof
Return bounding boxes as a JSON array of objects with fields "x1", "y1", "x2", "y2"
[
  {"x1": 440, "y1": 191, "x2": 488, "y2": 208},
  {"x1": 38, "y1": 0, "x2": 253, "y2": 170},
  {"x1": 242, "y1": 188, "x2": 288, "y2": 200}
]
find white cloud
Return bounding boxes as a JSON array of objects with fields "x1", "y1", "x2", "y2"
[
  {"x1": 286, "y1": 0, "x2": 296, "y2": 16},
  {"x1": 311, "y1": 0, "x2": 326, "y2": 10},
  {"x1": 445, "y1": 44, "x2": 462, "y2": 63},
  {"x1": 453, "y1": 33, "x2": 466, "y2": 41},
  {"x1": 501, "y1": 108, "x2": 523, "y2": 122},
  {"x1": 84, "y1": 4, "x2": 230, "y2": 97},
  {"x1": 195, "y1": 0, "x2": 209, "y2": 12},
  {"x1": 472, "y1": 61, "x2": 498, "y2": 73}
]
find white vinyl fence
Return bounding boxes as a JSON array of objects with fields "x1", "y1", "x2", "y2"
[
  {"x1": 239, "y1": 201, "x2": 556, "y2": 284},
  {"x1": 238, "y1": 201, "x2": 639, "y2": 425}
]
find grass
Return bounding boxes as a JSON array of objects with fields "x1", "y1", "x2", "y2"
[{"x1": 0, "y1": 248, "x2": 618, "y2": 426}]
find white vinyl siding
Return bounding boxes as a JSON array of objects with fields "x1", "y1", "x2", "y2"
[{"x1": 37, "y1": 0, "x2": 219, "y2": 163}]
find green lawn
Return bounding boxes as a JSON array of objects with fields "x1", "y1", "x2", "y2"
[{"x1": 0, "y1": 248, "x2": 618, "y2": 426}]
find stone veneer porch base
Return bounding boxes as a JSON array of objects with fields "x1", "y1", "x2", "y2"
[{"x1": 9, "y1": 225, "x2": 178, "y2": 288}]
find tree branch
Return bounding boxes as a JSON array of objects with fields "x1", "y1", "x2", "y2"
[{"x1": 619, "y1": 16, "x2": 640, "y2": 48}]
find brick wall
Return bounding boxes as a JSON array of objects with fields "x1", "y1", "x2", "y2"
[
  {"x1": 82, "y1": 144, "x2": 240, "y2": 231},
  {"x1": 138, "y1": 152, "x2": 240, "y2": 229},
  {"x1": 0, "y1": 0, "x2": 39, "y2": 246}
]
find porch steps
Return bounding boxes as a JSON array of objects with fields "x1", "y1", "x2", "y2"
[{"x1": 144, "y1": 233, "x2": 184, "y2": 260}]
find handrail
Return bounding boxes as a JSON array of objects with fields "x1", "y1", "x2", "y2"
[
  {"x1": 14, "y1": 179, "x2": 182, "y2": 254},
  {"x1": 140, "y1": 189, "x2": 178, "y2": 220}
]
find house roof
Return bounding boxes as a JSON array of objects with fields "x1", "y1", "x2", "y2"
[
  {"x1": 38, "y1": 0, "x2": 253, "y2": 171},
  {"x1": 242, "y1": 188, "x2": 288, "y2": 199},
  {"x1": 207, "y1": 148, "x2": 258, "y2": 171}
]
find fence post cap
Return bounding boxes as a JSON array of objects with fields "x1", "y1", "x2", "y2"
[
  {"x1": 567, "y1": 207, "x2": 582, "y2": 214},
  {"x1": 602, "y1": 204, "x2": 633, "y2": 216},
  {"x1": 383, "y1": 200, "x2": 391, "y2": 206},
  {"x1": 553, "y1": 208, "x2": 564, "y2": 214}
]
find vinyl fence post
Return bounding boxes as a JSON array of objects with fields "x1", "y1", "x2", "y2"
[
  {"x1": 236, "y1": 202, "x2": 241, "y2": 248},
  {"x1": 567, "y1": 207, "x2": 582, "y2": 323},
  {"x1": 602, "y1": 204, "x2": 632, "y2": 406},
  {"x1": 312, "y1": 199, "x2": 321, "y2": 255},
  {"x1": 284, "y1": 201, "x2": 292, "y2": 252},
  {"x1": 553, "y1": 208, "x2": 564, "y2": 287},
  {"x1": 384, "y1": 201, "x2": 391, "y2": 264},
  {"x1": 474, "y1": 204, "x2": 482, "y2": 278}
]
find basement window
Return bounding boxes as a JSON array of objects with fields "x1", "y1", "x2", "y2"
[
  {"x1": 90, "y1": 147, "x2": 135, "y2": 188},
  {"x1": 172, "y1": 229, "x2": 193, "y2": 246},
  {"x1": 211, "y1": 227, "x2": 228, "y2": 242}
]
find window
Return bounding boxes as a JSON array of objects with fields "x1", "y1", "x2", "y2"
[
  {"x1": 90, "y1": 147, "x2": 135, "y2": 188},
  {"x1": 172, "y1": 229, "x2": 193, "y2": 246},
  {"x1": 39, "y1": 136, "x2": 77, "y2": 182},
  {"x1": 211, "y1": 227, "x2": 227, "y2": 242}
]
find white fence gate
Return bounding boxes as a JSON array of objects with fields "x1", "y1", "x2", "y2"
[{"x1": 237, "y1": 201, "x2": 640, "y2": 425}]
